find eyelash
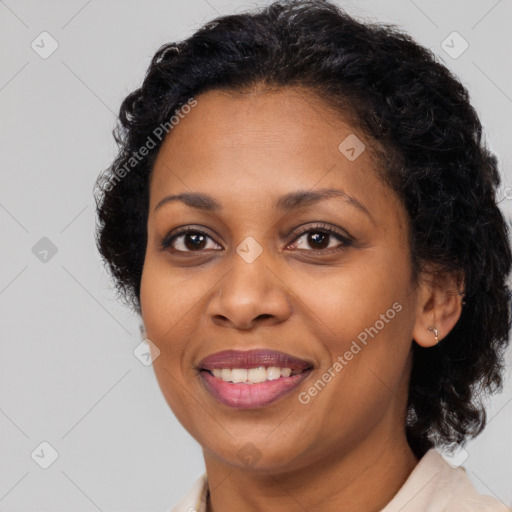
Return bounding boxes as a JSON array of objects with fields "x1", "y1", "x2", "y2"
[{"x1": 159, "y1": 222, "x2": 353, "y2": 255}]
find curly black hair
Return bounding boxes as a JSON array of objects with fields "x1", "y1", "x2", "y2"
[{"x1": 94, "y1": 0, "x2": 512, "y2": 457}]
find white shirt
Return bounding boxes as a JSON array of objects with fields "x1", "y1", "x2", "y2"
[{"x1": 170, "y1": 449, "x2": 510, "y2": 512}]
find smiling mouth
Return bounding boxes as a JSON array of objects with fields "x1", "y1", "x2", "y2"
[
  {"x1": 197, "y1": 349, "x2": 314, "y2": 408},
  {"x1": 203, "y1": 366, "x2": 307, "y2": 383}
]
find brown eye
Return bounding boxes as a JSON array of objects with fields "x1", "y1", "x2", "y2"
[
  {"x1": 288, "y1": 225, "x2": 352, "y2": 252},
  {"x1": 307, "y1": 232, "x2": 330, "y2": 249},
  {"x1": 161, "y1": 228, "x2": 222, "y2": 253},
  {"x1": 182, "y1": 233, "x2": 207, "y2": 250}
]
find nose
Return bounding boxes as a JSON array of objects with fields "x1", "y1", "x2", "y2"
[{"x1": 207, "y1": 249, "x2": 292, "y2": 331}]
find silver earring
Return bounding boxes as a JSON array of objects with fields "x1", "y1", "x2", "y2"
[{"x1": 427, "y1": 325, "x2": 439, "y2": 344}]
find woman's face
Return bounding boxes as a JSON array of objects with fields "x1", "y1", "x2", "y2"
[{"x1": 140, "y1": 87, "x2": 421, "y2": 472}]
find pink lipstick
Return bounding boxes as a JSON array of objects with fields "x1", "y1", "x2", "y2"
[{"x1": 197, "y1": 349, "x2": 314, "y2": 409}]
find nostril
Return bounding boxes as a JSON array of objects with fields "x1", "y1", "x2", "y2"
[{"x1": 256, "y1": 314, "x2": 273, "y2": 321}]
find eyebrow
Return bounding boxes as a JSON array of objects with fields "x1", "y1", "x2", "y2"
[{"x1": 154, "y1": 188, "x2": 374, "y2": 222}]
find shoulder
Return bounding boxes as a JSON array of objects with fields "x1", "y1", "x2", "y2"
[{"x1": 381, "y1": 449, "x2": 510, "y2": 512}]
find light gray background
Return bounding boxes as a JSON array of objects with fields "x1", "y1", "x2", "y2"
[{"x1": 1, "y1": 0, "x2": 511, "y2": 510}]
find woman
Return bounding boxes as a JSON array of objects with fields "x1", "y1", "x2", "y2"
[{"x1": 94, "y1": 1, "x2": 512, "y2": 510}]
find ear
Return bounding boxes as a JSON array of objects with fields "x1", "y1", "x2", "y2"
[{"x1": 412, "y1": 269, "x2": 465, "y2": 348}]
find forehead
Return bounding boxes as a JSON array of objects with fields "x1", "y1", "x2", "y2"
[
  {"x1": 153, "y1": 88, "x2": 346, "y2": 174},
  {"x1": 149, "y1": 87, "x2": 402, "y2": 226},
  {"x1": 155, "y1": 89, "x2": 361, "y2": 176}
]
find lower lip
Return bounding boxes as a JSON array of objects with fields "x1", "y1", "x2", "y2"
[{"x1": 200, "y1": 369, "x2": 313, "y2": 409}]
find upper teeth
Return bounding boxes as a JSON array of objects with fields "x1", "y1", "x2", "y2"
[{"x1": 211, "y1": 367, "x2": 294, "y2": 383}]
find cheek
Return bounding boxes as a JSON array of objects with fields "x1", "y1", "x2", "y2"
[
  {"x1": 294, "y1": 296, "x2": 414, "y2": 452},
  {"x1": 140, "y1": 255, "x2": 191, "y2": 362},
  {"x1": 294, "y1": 246, "x2": 415, "y2": 389},
  {"x1": 296, "y1": 253, "x2": 409, "y2": 337},
  {"x1": 140, "y1": 258, "x2": 204, "y2": 431},
  {"x1": 141, "y1": 251, "x2": 198, "y2": 331}
]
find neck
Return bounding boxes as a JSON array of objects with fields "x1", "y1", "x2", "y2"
[{"x1": 203, "y1": 432, "x2": 419, "y2": 512}]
